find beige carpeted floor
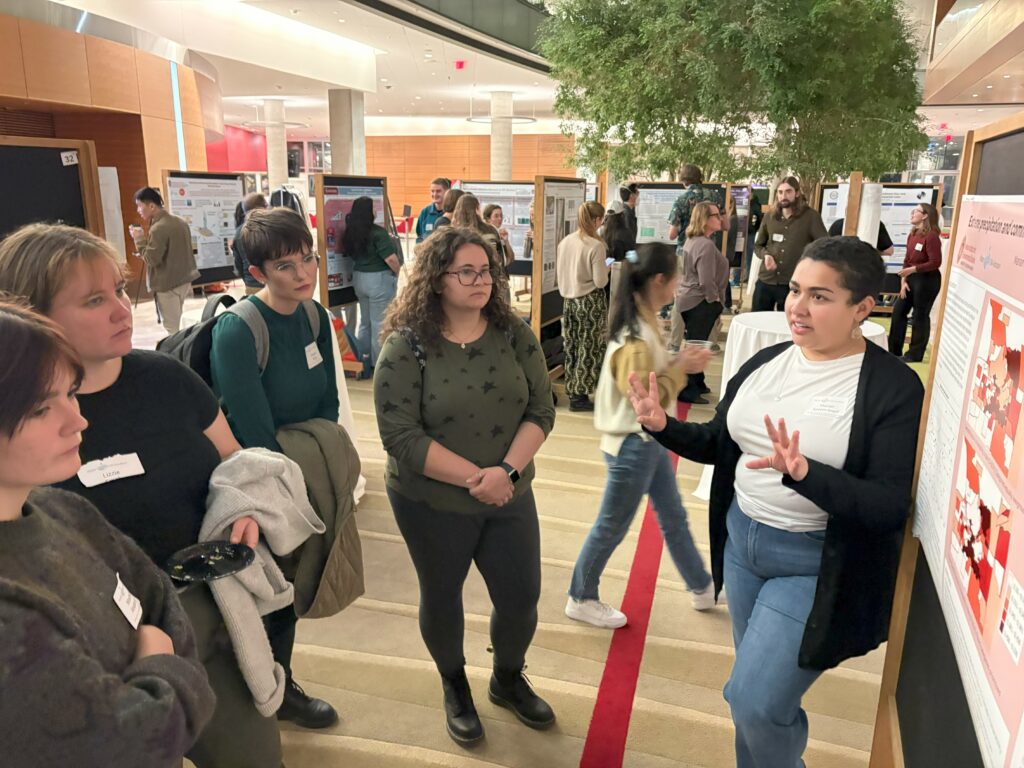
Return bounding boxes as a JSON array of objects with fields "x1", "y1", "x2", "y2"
[{"x1": 277, "y1": 319, "x2": 882, "y2": 768}]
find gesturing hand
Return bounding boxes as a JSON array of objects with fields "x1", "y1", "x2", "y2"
[
  {"x1": 898, "y1": 266, "x2": 916, "y2": 278},
  {"x1": 466, "y1": 466, "x2": 514, "y2": 506},
  {"x1": 627, "y1": 371, "x2": 667, "y2": 433},
  {"x1": 745, "y1": 416, "x2": 809, "y2": 481},
  {"x1": 763, "y1": 254, "x2": 777, "y2": 272}
]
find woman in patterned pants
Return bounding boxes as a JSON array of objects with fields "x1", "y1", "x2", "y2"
[{"x1": 556, "y1": 201, "x2": 609, "y2": 411}]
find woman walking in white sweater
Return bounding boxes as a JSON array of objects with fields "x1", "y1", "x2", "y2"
[{"x1": 565, "y1": 243, "x2": 719, "y2": 628}]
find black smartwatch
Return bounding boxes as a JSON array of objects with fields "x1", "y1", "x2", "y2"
[{"x1": 499, "y1": 461, "x2": 520, "y2": 485}]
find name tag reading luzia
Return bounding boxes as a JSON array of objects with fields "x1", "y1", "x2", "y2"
[{"x1": 77, "y1": 453, "x2": 146, "y2": 488}]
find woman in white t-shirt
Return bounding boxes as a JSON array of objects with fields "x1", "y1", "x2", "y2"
[{"x1": 627, "y1": 237, "x2": 925, "y2": 768}]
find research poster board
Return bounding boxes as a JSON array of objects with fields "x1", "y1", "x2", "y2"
[
  {"x1": 879, "y1": 184, "x2": 942, "y2": 273},
  {"x1": 460, "y1": 180, "x2": 534, "y2": 276},
  {"x1": 532, "y1": 176, "x2": 586, "y2": 362},
  {"x1": 164, "y1": 171, "x2": 243, "y2": 283},
  {"x1": 314, "y1": 174, "x2": 394, "y2": 309},
  {"x1": 730, "y1": 184, "x2": 751, "y2": 256},
  {"x1": 634, "y1": 182, "x2": 687, "y2": 243},
  {"x1": 910, "y1": 195, "x2": 1024, "y2": 768}
]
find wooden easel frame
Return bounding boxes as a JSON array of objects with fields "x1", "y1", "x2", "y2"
[
  {"x1": 0, "y1": 135, "x2": 104, "y2": 238},
  {"x1": 869, "y1": 109, "x2": 1024, "y2": 768}
]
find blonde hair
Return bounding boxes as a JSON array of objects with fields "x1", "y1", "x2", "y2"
[
  {"x1": 914, "y1": 203, "x2": 940, "y2": 235},
  {"x1": 576, "y1": 201, "x2": 605, "y2": 240},
  {"x1": 686, "y1": 201, "x2": 720, "y2": 239},
  {"x1": 0, "y1": 224, "x2": 124, "y2": 314}
]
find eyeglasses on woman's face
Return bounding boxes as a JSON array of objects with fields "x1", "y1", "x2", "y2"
[{"x1": 445, "y1": 267, "x2": 494, "y2": 286}]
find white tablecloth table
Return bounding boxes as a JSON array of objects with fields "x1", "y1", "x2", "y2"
[{"x1": 690, "y1": 312, "x2": 887, "y2": 500}]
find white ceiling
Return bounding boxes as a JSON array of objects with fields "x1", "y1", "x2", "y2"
[
  {"x1": 214, "y1": 0, "x2": 557, "y2": 137},
  {"x1": 208, "y1": 0, "x2": 1022, "y2": 141}
]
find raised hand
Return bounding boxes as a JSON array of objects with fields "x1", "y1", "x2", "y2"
[
  {"x1": 745, "y1": 416, "x2": 808, "y2": 481},
  {"x1": 627, "y1": 371, "x2": 667, "y2": 433}
]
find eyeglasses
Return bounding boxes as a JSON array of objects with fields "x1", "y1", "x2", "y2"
[
  {"x1": 446, "y1": 267, "x2": 494, "y2": 286},
  {"x1": 271, "y1": 252, "x2": 320, "y2": 275}
]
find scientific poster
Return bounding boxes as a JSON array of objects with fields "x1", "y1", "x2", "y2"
[
  {"x1": 881, "y1": 185, "x2": 938, "y2": 273},
  {"x1": 321, "y1": 182, "x2": 386, "y2": 290},
  {"x1": 461, "y1": 181, "x2": 534, "y2": 258},
  {"x1": 540, "y1": 181, "x2": 585, "y2": 295},
  {"x1": 914, "y1": 196, "x2": 1024, "y2": 768},
  {"x1": 636, "y1": 185, "x2": 686, "y2": 243},
  {"x1": 166, "y1": 175, "x2": 243, "y2": 271}
]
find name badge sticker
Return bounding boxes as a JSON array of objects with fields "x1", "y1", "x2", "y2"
[
  {"x1": 915, "y1": 242, "x2": 924, "y2": 251},
  {"x1": 113, "y1": 572, "x2": 143, "y2": 629},
  {"x1": 305, "y1": 342, "x2": 324, "y2": 369},
  {"x1": 804, "y1": 396, "x2": 849, "y2": 419},
  {"x1": 77, "y1": 453, "x2": 145, "y2": 488},
  {"x1": 772, "y1": 233, "x2": 785, "y2": 243}
]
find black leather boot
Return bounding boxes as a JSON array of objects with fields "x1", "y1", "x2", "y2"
[
  {"x1": 568, "y1": 395, "x2": 594, "y2": 412},
  {"x1": 488, "y1": 668, "x2": 555, "y2": 729},
  {"x1": 442, "y1": 670, "x2": 484, "y2": 743},
  {"x1": 276, "y1": 678, "x2": 339, "y2": 729}
]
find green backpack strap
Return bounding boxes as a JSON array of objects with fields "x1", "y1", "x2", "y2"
[{"x1": 227, "y1": 298, "x2": 322, "y2": 375}]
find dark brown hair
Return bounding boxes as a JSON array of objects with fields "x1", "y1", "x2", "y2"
[
  {"x1": 0, "y1": 297, "x2": 83, "y2": 438},
  {"x1": 442, "y1": 188, "x2": 465, "y2": 214},
  {"x1": 771, "y1": 176, "x2": 807, "y2": 219},
  {"x1": 238, "y1": 207, "x2": 313, "y2": 269},
  {"x1": 680, "y1": 164, "x2": 704, "y2": 185},
  {"x1": 382, "y1": 227, "x2": 517, "y2": 351}
]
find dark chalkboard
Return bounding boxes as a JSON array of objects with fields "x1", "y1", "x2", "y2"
[
  {"x1": 975, "y1": 129, "x2": 1024, "y2": 196},
  {"x1": 0, "y1": 145, "x2": 87, "y2": 239}
]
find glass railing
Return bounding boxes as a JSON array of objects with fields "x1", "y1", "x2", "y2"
[
  {"x1": 933, "y1": 0, "x2": 991, "y2": 56},
  {"x1": 405, "y1": 0, "x2": 548, "y2": 54}
]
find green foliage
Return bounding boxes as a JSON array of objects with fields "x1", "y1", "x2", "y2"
[{"x1": 539, "y1": 0, "x2": 928, "y2": 184}]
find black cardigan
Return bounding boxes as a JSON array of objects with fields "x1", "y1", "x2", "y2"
[{"x1": 648, "y1": 341, "x2": 924, "y2": 670}]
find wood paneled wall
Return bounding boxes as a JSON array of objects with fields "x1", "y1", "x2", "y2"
[
  {"x1": 367, "y1": 134, "x2": 577, "y2": 217},
  {"x1": 0, "y1": 13, "x2": 207, "y2": 189},
  {"x1": 53, "y1": 112, "x2": 149, "y2": 286}
]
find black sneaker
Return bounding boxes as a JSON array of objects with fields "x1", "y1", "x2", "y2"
[
  {"x1": 442, "y1": 671, "x2": 484, "y2": 744},
  {"x1": 277, "y1": 678, "x2": 339, "y2": 729},
  {"x1": 568, "y1": 395, "x2": 594, "y2": 412},
  {"x1": 488, "y1": 669, "x2": 555, "y2": 729}
]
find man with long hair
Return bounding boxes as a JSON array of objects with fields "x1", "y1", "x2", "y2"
[{"x1": 751, "y1": 176, "x2": 828, "y2": 311}]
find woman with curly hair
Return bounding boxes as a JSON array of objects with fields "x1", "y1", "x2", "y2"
[{"x1": 373, "y1": 226, "x2": 556, "y2": 745}]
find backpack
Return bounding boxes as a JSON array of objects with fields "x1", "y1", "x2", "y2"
[{"x1": 157, "y1": 294, "x2": 321, "y2": 385}]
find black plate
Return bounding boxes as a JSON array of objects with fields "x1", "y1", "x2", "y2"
[{"x1": 165, "y1": 542, "x2": 255, "y2": 584}]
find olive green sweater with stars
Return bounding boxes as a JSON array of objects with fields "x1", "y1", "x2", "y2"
[{"x1": 374, "y1": 320, "x2": 555, "y2": 514}]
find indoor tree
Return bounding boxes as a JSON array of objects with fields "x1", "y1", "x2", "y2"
[{"x1": 539, "y1": 0, "x2": 928, "y2": 184}]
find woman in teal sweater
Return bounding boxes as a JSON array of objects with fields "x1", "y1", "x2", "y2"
[{"x1": 209, "y1": 206, "x2": 339, "y2": 729}]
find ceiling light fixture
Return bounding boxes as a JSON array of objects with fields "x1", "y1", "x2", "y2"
[
  {"x1": 972, "y1": 93, "x2": 979, "y2": 97},
  {"x1": 986, "y1": 84, "x2": 993, "y2": 89},
  {"x1": 1004, "y1": 74, "x2": 1011, "y2": 79}
]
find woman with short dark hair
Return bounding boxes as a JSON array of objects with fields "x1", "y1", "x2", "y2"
[
  {"x1": 0, "y1": 299, "x2": 215, "y2": 767},
  {"x1": 344, "y1": 195, "x2": 399, "y2": 368},
  {"x1": 374, "y1": 226, "x2": 556, "y2": 744},
  {"x1": 629, "y1": 236, "x2": 924, "y2": 768}
]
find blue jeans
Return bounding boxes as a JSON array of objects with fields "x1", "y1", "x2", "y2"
[
  {"x1": 353, "y1": 269, "x2": 397, "y2": 367},
  {"x1": 569, "y1": 434, "x2": 711, "y2": 600},
  {"x1": 723, "y1": 498, "x2": 825, "y2": 768}
]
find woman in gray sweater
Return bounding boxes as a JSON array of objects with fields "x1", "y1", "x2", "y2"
[
  {"x1": 0, "y1": 300, "x2": 214, "y2": 767},
  {"x1": 676, "y1": 200, "x2": 729, "y2": 403}
]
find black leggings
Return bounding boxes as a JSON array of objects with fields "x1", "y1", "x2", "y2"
[
  {"x1": 888, "y1": 271, "x2": 941, "y2": 362},
  {"x1": 679, "y1": 299, "x2": 723, "y2": 399},
  {"x1": 387, "y1": 487, "x2": 542, "y2": 678}
]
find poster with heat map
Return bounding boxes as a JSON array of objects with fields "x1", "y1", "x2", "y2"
[{"x1": 915, "y1": 196, "x2": 1024, "y2": 768}]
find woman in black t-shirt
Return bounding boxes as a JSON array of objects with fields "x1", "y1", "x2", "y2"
[{"x1": 0, "y1": 224, "x2": 283, "y2": 768}]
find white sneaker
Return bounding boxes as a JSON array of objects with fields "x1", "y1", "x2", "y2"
[
  {"x1": 691, "y1": 582, "x2": 717, "y2": 611},
  {"x1": 565, "y1": 597, "x2": 628, "y2": 629}
]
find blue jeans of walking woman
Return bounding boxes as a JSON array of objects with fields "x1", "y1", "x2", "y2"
[
  {"x1": 569, "y1": 434, "x2": 711, "y2": 600},
  {"x1": 353, "y1": 269, "x2": 397, "y2": 368},
  {"x1": 723, "y1": 497, "x2": 825, "y2": 768}
]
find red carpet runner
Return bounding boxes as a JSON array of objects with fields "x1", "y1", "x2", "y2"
[{"x1": 579, "y1": 402, "x2": 692, "y2": 768}]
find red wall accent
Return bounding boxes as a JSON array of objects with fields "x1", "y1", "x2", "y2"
[{"x1": 206, "y1": 125, "x2": 267, "y2": 172}]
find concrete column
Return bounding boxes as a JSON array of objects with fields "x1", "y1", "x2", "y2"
[
  {"x1": 264, "y1": 98, "x2": 288, "y2": 188},
  {"x1": 328, "y1": 89, "x2": 367, "y2": 175},
  {"x1": 490, "y1": 91, "x2": 513, "y2": 181}
]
